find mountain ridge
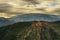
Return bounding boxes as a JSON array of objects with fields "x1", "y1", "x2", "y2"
[
  {"x1": 10, "y1": 13, "x2": 60, "y2": 22},
  {"x1": 0, "y1": 13, "x2": 60, "y2": 27}
]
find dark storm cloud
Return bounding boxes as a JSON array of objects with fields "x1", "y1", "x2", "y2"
[
  {"x1": 0, "y1": 3, "x2": 12, "y2": 13},
  {"x1": 35, "y1": 8, "x2": 46, "y2": 11},
  {"x1": 54, "y1": 9, "x2": 60, "y2": 13},
  {"x1": 6, "y1": 12, "x2": 22, "y2": 14},
  {"x1": 50, "y1": 8, "x2": 60, "y2": 15},
  {"x1": 23, "y1": 0, "x2": 39, "y2": 4}
]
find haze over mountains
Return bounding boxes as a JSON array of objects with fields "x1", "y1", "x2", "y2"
[
  {"x1": 0, "y1": 14, "x2": 60, "y2": 27},
  {"x1": 0, "y1": 17, "x2": 14, "y2": 27},
  {"x1": 10, "y1": 14, "x2": 60, "y2": 22}
]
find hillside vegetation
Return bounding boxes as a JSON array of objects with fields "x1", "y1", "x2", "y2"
[{"x1": 0, "y1": 21, "x2": 60, "y2": 40}]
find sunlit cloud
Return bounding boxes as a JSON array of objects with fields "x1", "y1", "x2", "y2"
[
  {"x1": 8, "y1": 2, "x2": 17, "y2": 6},
  {"x1": 0, "y1": 0, "x2": 60, "y2": 18}
]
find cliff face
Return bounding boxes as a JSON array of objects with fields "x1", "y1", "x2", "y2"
[{"x1": 0, "y1": 21, "x2": 60, "y2": 40}]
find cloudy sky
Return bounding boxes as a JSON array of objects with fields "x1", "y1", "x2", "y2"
[{"x1": 0, "y1": 0, "x2": 60, "y2": 18}]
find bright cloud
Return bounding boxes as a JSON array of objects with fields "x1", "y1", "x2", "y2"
[{"x1": 0, "y1": 0, "x2": 60, "y2": 18}]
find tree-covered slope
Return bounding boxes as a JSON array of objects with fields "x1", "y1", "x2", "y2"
[{"x1": 0, "y1": 21, "x2": 60, "y2": 40}]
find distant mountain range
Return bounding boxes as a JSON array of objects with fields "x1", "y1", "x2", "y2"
[
  {"x1": 0, "y1": 17, "x2": 13, "y2": 27},
  {"x1": 10, "y1": 14, "x2": 60, "y2": 22},
  {"x1": 0, "y1": 14, "x2": 60, "y2": 27}
]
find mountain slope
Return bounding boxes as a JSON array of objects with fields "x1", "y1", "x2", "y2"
[{"x1": 0, "y1": 21, "x2": 60, "y2": 40}]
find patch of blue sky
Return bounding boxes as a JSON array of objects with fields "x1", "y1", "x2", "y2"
[{"x1": 50, "y1": 2, "x2": 58, "y2": 7}]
